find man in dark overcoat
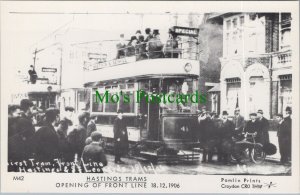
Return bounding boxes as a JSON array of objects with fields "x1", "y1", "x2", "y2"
[
  {"x1": 276, "y1": 106, "x2": 292, "y2": 164},
  {"x1": 200, "y1": 112, "x2": 218, "y2": 163},
  {"x1": 217, "y1": 111, "x2": 235, "y2": 164},
  {"x1": 34, "y1": 108, "x2": 60, "y2": 162},
  {"x1": 113, "y1": 109, "x2": 129, "y2": 164},
  {"x1": 13, "y1": 99, "x2": 36, "y2": 161},
  {"x1": 256, "y1": 109, "x2": 270, "y2": 145}
]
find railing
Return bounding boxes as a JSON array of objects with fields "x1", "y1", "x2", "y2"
[
  {"x1": 115, "y1": 39, "x2": 200, "y2": 61},
  {"x1": 276, "y1": 51, "x2": 292, "y2": 64},
  {"x1": 241, "y1": 50, "x2": 292, "y2": 69}
]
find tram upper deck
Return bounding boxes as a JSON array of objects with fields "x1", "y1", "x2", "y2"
[{"x1": 83, "y1": 25, "x2": 201, "y2": 85}]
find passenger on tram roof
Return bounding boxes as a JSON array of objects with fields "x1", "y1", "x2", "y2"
[
  {"x1": 126, "y1": 36, "x2": 138, "y2": 57},
  {"x1": 148, "y1": 29, "x2": 164, "y2": 59},
  {"x1": 136, "y1": 35, "x2": 147, "y2": 61},
  {"x1": 116, "y1": 34, "x2": 127, "y2": 59},
  {"x1": 144, "y1": 28, "x2": 153, "y2": 43},
  {"x1": 135, "y1": 30, "x2": 142, "y2": 37},
  {"x1": 164, "y1": 28, "x2": 179, "y2": 58}
]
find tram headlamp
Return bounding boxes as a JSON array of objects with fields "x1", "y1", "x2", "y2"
[{"x1": 184, "y1": 63, "x2": 192, "y2": 73}]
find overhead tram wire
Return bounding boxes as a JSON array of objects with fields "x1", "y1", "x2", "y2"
[{"x1": 9, "y1": 11, "x2": 204, "y2": 16}]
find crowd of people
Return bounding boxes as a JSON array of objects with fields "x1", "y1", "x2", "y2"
[
  {"x1": 8, "y1": 99, "x2": 129, "y2": 172},
  {"x1": 116, "y1": 28, "x2": 180, "y2": 60},
  {"x1": 8, "y1": 98, "x2": 292, "y2": 173},
  {"x1": 197, "y1": 106, "x2": 292, "y2": 166}
]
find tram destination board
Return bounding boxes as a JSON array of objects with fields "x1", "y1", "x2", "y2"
[
  {"x1": 172, "y1": 26, "x2": 200, "y2": 37},
  {"x1": 1, "y1": 1, "x2": 299, "y2": 194}
]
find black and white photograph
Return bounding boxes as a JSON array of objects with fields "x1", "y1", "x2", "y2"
[{"x1": 1, "y1": 1, "x2": 299, "y2": 193}]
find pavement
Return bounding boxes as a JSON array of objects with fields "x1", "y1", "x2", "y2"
[
  {"x1": 102, "y1": 153, "x2": 291, "y2": 175},
  {"x1": 100, "y1": 131, "x2": 289, "y2": 175}
]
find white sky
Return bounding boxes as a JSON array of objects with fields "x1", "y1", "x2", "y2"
[
  {"x1": 1, "y1": 1, "x2": 297, "y2": 80},
  {"x1": 1, "y1": 1, "x2": 208, "y2": 76}
]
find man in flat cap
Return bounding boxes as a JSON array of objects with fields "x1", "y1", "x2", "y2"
[
  {"x1": 256, "y1": 109, "x2": 270, "y2": 145},
  {"x1": 82, "y1": 131, "x2": 107, "y2": 173},
  {"x1": 34, "y1": 108, "x2": 60, "y2": 162},
  {"x1": 113, "y1": 109, "x2": 128, "y2": 164},
  {"x1": 232, "y1": 107, "x2": 245, "y2": 140},
  {"x1": 244, "y1": 113, "x2": 259, "y2": 137}
]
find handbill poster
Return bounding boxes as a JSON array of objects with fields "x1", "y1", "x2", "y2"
[{"x1": 1, "y1": 1, "x2": 299, "y2": 194}]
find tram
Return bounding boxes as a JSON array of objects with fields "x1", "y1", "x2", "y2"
[
  {"x1": 11, "y1": 83, "x2": 59, "y2": 110},
  {"x1": 83, "y1": 26, "x2": 202, "y2": 163}
]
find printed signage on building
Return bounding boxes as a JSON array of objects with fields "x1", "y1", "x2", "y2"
[
  {"x1": 172, "y1": 26, "x2": 199, "y2": 37},
  {"x1": 42, "y1": 67, "x2": 57, "y2": 73}
]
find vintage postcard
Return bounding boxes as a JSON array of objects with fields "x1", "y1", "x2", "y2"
[{"x1": 1, "y1": 1, "x2": 299, "y2": 193}]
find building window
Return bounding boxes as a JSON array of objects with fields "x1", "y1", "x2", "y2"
[
  {"x1": 240, "y1": 16, "x2": 245, "y2": 26},
  {"x1": 233, "y1": 18, "x2": 238, "y2": 28},
  {"x1": 249, "y1": 13, "x2": 256, "y2": 21},
  {"x1": 280, "y1": 13, "x2": 291, "y2": 50},
  {"x1": 226, "y1": 20, "x2": 231, "y2": 30}
]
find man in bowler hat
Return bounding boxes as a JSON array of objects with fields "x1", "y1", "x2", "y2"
[
  {"x1": 277, "y1": 107, "x2": 292, "y2": 164},
  {"x1": 217, "y1": 111, "x2": 235, "y2": 164}
]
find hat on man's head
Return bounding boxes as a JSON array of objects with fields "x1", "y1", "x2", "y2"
[
  {"x1": 257, "y1": 109, "x2": 263, "y2": 114},
  {"x1": 153, "y1": 29, "x2": 160, "y2": 35},
  {"x1": 65, "y1": 106, "x2": 75, "y2": 112},
  {"x1": 145, "y1": 28, "x2": 151, "y2": 34},
  {"x1": 78, "y1": 111, "x2": 90, "y2": 122},
  {"x1": 285, "y1": 106, "x2": 292, "y2": 113},
  {"x1": 120, "y1": 34, "x2": 125, "y2": 38},
  {"x1": 136, "y1": 30, "x2": 141, "y2": 34},
  {"x1": 222, "y1": 111, "x2": 229, "y2": 115},
  {"x1": 20, "y1": 99, "x2": 34, "y2": 111},
  {"x1": 8, "y1": 105, "x2": 20, "y2": 114},
  {"x1": 249, "y1": 113, "x2": 257, "y2": 117},
  {"x1": 45, "y1": 108, "x2": 60, "y2": 122},
  {"x1": 138, "y1": 35, "x2": 145, "y2": 42},
  {"x1": 91, "y1": 131, "x2": 102, "y2": 141},
  {"x1": 130, "y1": 36, "x2": 137, "y2": 42}
]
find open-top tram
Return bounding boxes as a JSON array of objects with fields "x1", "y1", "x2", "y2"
[{"x1": 83, "y1": 27, "x2": 202, "y2": 163}]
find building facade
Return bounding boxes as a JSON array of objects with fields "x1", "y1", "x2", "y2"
[{"x1": 211, "y1": 13, "x2": 292, "y2": 119}]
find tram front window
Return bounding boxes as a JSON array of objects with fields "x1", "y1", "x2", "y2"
[
  {"x1": 160, "y1": 78, "x2": 198, "y2": 114},
  {"x1": 163, "y1": 116, "x2": 197, "y2": 140}
]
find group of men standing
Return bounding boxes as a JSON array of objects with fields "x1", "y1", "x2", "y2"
[
  {"x1": 198, "y1": 106, "x2": 292, "y2": 165},
  {"x1": 8, "y1": 99, "x2": 109, "y2": 172}
]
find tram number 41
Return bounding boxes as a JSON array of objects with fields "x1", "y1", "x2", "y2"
[{"x1": 151, "y1": 183, "x2": 180, "y2": 188}]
